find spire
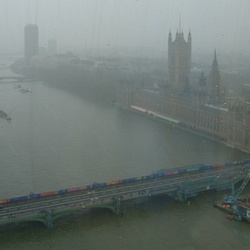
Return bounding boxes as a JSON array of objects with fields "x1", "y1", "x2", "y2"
[
  {"x1": 209, "y1": 49, "x2": 221, "y2": 99},
  {"x1": 168, "y1": 30, "x2": 172, "y2": 42},
  {"x1": 188, "y1": 30, "x2": 191, "y2": 43},
  {"x1": 212, "y1": 49, "x2": 218, "y2": 68},
  {"x1": 179, "y1": 14, "x2": 181, "y2": 33}
]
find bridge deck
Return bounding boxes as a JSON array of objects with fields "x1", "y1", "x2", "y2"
[{"x1": 0, "y1": 162, "x2": 249, "y2": 229}]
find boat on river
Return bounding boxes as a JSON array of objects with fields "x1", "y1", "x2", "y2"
[
  {"x1": 0, "y1": 110, "x2": 11, "y2": 120},
  {"x1": 225, "y1": 214, "x2": 234, "y2": 220},
  {"x1": 19, "y1": 88, "x2": 31, "y2": 93}
]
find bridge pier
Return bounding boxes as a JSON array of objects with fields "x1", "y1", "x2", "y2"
[
  {"x1": 46, "y1": 210, "x2": 53, "y2": 230},
  {"x1": 114, "y1": 198, "x2": 121, "y2": 215},
  {"x1": 177, "y1": 189, "x2": 185, "y2": 202},
  {"x1": 177, "y1": 185, "x2": 197, "y2": 202}
]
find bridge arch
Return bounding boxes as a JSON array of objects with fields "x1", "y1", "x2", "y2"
[
  {"x1": 0, "y1": 216, "x2": 49, "y2": 229},
  {"x1": 42, "y1": 203, "x2": 116, "y2": 230}
]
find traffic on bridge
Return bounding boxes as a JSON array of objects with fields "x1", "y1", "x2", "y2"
[{"x1": 1, "y1": 159, "x2": 250, "y2": 229}]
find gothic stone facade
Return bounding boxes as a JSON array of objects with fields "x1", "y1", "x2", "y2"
[{"x1": 126, "y1": 89, "x2": 250, "y2": 154}]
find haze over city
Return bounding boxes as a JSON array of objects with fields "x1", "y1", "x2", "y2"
[
  {"x1": 1, "y1": 0, "x2": 250, "y2": 56},
  {"x1": 1, "y1": 0, "x2": 250, "y2": 248}
]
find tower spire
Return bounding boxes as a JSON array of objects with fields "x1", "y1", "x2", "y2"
[
  {"x1": 209, "y1": 49, "x2": 221, "y2": 99},
  {"x1": 188, "y1": 30, "x2": 191, "y2": 43},
  {"x1": 179, "y1": 14, "x2": 181, "y2": 33},
  {"x1": 212, "y1": 49, "x2": 218, "y2": 67}
]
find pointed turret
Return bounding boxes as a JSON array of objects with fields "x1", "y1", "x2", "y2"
[
  {"x1": 188, "y1": 30, "x2": 191, "y2": 43},
  {"x1": 208, "y1": 49, "x2": 222, "y2": 100},
  {"x1": 212, "y1": 49, "x2": 218, "y2": 68},
  {"x1": 168, "y1": 30, "x2": 172, "y2": 43}
]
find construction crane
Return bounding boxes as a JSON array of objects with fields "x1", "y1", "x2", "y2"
[{"x1": 224, "y1": 172, "x2": 250, "y2": 205}]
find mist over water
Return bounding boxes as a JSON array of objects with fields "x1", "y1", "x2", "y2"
[
  {"x1": 1, "y1": 0, "x2": 250, "y2": 248},
  {"x1": 0, "y1": 71, "x2": 249, "y2": 249},
  {"x1": 0, "y1": 78, "x2": 247, "y2": 198}
]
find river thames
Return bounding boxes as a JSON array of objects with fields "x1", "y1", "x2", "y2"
[{"x1": 0, "y1": 72, "x2": 250, "y2": 249}]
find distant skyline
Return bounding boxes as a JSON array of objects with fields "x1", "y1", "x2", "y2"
[{"x1": 0, "y1": 0, "x2": 250, "y2": 56}]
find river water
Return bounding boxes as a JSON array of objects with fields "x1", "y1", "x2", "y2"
[{"x1": 0, "y1": 64, "x2": 250, "y2": 249}]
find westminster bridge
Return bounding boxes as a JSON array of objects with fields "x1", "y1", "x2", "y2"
[{"x1": 0, "y1": 161, "x2": 249, "y2": 229}]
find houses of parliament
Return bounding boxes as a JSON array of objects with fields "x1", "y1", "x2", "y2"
[{"x1": 117, "y1": 30, "x2": 250, "y2": 154}]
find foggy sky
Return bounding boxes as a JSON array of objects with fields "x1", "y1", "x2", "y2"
[{"x1": 1, "y1": 0, "x2": 250, "y2": 56}]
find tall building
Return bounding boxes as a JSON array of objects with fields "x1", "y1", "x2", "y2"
[
  {"x1": 168, "y1": 30, "x2": 191, "y2": 89},
  {"x1": 24, "y1": 24, "x2": 39, "y2": 65}
]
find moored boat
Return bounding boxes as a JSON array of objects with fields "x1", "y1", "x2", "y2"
[
  {"x1": 225, "y1": 214, "x2": 234, "y2": 220},
  {"x1": 0, "y1": 110, "x2": 11, "y2": 120}
]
